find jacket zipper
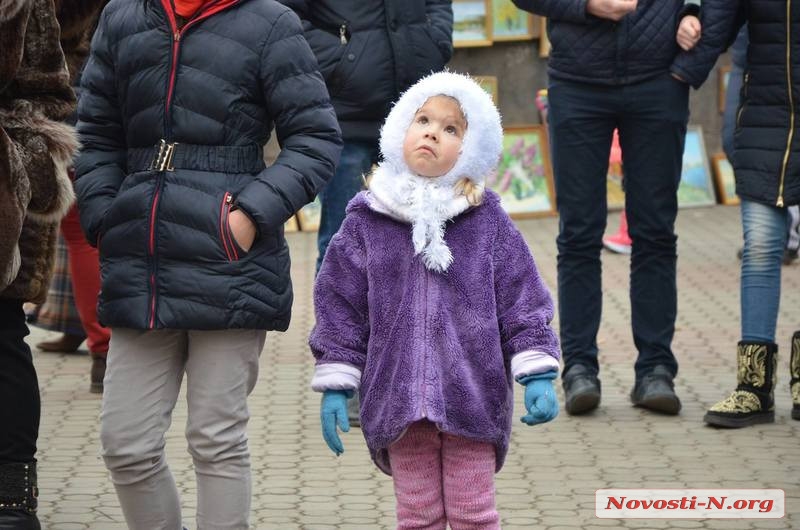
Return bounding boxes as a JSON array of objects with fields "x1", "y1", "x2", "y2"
[
  {"x1": 339, "y1": 22, "x2": 348, "y2": 45},
  {"x1": 219, "y1": 192, "x2": 238, "y2": 261},
  {"x1": 146, "y1": 0, "x2": 233, "y2": 328},
  {"x1": 778, "y1": 0, "x2": 794, "y2": 208}
]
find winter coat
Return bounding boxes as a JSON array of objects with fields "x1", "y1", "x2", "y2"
[
  {"x1": 688, "y1": 0, "x2": 800, "y2": 207},
  {"x1": 278, "y1": 0, "x2": 453, "y2": 142},
  {"x1": 0, "y1": 0, "x2": 79, "y2": 301},
  {"x1": 75, "y1": 0, "x2": 342, "y2": 330},
  {"x1": 512, "y1": 0, "x2": 716, "y2": 88},
  {"x1": 310, "y1": 192, "x2": 561, "y2": 474}
]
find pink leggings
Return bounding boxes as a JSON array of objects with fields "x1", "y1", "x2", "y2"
[{"x1": 388, "y1": 421, "x2": 500, "y2": 530}]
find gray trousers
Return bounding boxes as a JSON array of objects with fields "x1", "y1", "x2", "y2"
[{"x1": 100, "y1": 328, "x2": 266, "y2": 530}]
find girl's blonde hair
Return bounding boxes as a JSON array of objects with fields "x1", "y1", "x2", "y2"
[{"x1": 454, "y1": 177, "x2": 484, "y2": 206}]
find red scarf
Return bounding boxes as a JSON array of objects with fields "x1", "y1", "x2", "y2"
[{"x1": 173, "y1": 0, "x2": 207, "y2": 18}]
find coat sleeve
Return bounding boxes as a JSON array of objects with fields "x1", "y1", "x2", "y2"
[
  {"x1": 73, "y1": 6, "x2": 126, "y2": 246},
  {"x1": 671, "y1": 0, "x2": 745, "y2": 89},
  {"x1": 426, "y1": 0, "x2": 454, "y2": 63},
  {"x1": 493, "y1": 210, "x2": 560, "y2": 378},
  {"x1": 234, "y1": 9, "x2": 342, "y2": 236},
  {"x1": 512, "y1": 0, "x2": 588, "y2": 24},
  {"x1": 308, "y1": 215, "x2": 370, "y2": 392}
]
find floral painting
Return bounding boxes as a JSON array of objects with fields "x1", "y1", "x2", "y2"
[{"x1": 487, "y1": 125, "x2": 555, "y2": 218}]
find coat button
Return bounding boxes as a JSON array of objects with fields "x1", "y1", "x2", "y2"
[{"x1": 347, "y1": 53, "x2": 355, "y2": 61}]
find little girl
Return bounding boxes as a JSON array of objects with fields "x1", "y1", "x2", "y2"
[{"x1": 309, "y1": 72, "x2": 561, "y2": 528}]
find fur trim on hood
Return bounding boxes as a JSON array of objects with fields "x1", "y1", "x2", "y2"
[{"x1": 369, "y1": 71, "x2": 503, "y2": 272}]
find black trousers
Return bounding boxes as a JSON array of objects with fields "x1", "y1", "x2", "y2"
[
  {"x1": 547, "y1": 73, "x2": 689, "y2": 381},
  {"x1": 0, "y1": 298, "x2": 40, "y2": 464}
]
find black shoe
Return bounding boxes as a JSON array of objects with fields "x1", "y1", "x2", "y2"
[
  {"x1": 631, "y1": 365, "x2": 681, "y2": 415},
  {"x1": 784, "y1": 248, "x2": 799, "y2": 265},
  {"x1": 0, "y1": 511, "x2": 40, "y2": 530},
  {"x1": 562, "y1": 365, "x2": 601, "y2": 415}
]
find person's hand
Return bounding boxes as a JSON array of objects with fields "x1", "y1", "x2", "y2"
[
  {"x1": 228, "y1": 209, "x2": 256, "y2": 252},
  {"x1": 321, "y1": 390, "x2": 351, "y2": 455},
  {"x1": 586, "y1": 0, "x2": 638, "y2": 22},
  {"x1": 518, "y1": 371, "x2": 559, "y2": 426},
  {"x1": 677, "y1": 15, "x2": 701, "y2": 51}
]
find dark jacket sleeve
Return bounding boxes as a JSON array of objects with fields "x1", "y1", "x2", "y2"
[
  {"x1": 426, "y1": 0, "x2": 454, "y2": 62},
  {"x1": 493, "y1": 209, "x2": 560, "y2": 361},
  {"x1": 512, "y1": 0, "x2": 588, "y2": 24},
  {"x1": 234, "y1": 9, "x2": 342, "y2": 234},
  {"x1": 73, "y1": 7, "x2": 126, "y2": 246},
  {"x1": 671, "y1": 0, "x2": 746, "y2": 88}
]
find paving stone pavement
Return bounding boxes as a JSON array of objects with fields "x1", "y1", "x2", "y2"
[{"x1": 28, "y1": 205, "x2": 799, "y2": 530}]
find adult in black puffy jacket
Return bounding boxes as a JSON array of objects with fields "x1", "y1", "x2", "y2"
[
  {"x1": 278, "y1": 0, "x2": 453, "y2": 272},
  {"x1": 688, "y1": 1, "x2": 800, "y2": 429},
  {"x1": 513, "y1": 0, "x2": 711, "y2": 417},
  {"x1": 74, "y1": 0, "x2": 341, "y2": 527}
]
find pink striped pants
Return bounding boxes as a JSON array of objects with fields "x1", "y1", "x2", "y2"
[{"x1": 387, "y1": 420, "x2": 500, "y2": 530}]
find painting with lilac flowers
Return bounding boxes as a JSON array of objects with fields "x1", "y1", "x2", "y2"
[{"x1": 487, "y1": 125, "x2": 556, "y2": 218}]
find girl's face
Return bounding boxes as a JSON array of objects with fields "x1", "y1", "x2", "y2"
[{"x1": 402, "y1": 95, "x2": 466, "y2": 178}]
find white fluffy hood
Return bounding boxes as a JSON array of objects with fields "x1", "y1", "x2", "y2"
[{"x1": 369, "y1": 71, "x2": 503, "y2": 272}]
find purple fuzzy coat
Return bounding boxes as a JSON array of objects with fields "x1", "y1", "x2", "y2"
[{"x1": 310, "y1": 190, "x2": 560, "y2": 475}]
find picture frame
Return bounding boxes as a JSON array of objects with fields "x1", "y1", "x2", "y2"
[
  {"x1": 453, "y1": 0, "x2": 492, "y2": 48},
  {"x1": 718, "y1": 64, "x2": 731, "y2": 113},
  {"x1": 539, "y1": 17, "x2": 551, "y2": 57},
  {"x1": 285, "y1": 215, "x2": 299, "y2": 233},
  {"x1": 711, "y1": 152, "x2": 739, "y2": 205},
  {"x1": 488, "y1": 125, "x2": 556, "y2": 218},
  {"x1": 491, "y1": 0, "x2": 535, "y2": 41},
  {"x1": 474, "y1": 75, "x2": 499, "y2": 105},
  {"x1": 296, "y1": 196, "x2": 321, "y2": 232},
  {"x1": 678, "y1": 126, "x2": 716, "y2": 208}
]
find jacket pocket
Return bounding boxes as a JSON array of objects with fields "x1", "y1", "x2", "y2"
[{"x1": 219, "y1": 192, "x2": 242, "y2": 261}]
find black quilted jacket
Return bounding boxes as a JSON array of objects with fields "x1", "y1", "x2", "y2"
[
  {"x1": 74, "y1": 0, "x2": 342, "y2": 330},
  {"x1": 513, "y1": 0, "x2": 706, "y2": 87}
]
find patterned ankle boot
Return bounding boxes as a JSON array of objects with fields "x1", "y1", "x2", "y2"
[
  {"x1": 791, "y1": 331, "x2": 800, "y2": 420},
  {"x1": 704, "y1": 341, "x2": 777, "y2": 428}
]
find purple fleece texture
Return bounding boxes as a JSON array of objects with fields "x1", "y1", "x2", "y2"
[{"x1": 310, "y1": 190, "x2": 560, "y2": 475}]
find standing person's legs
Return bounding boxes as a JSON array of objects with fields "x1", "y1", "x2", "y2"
[
  {"x1": 547, "y1": 78, "x2": 616, "y2": 413},
  {"x1": 60, "y1": 205, "x2": 110, "y2": 391},
  {"x1": 316, "y1": 140, "x2": 378, "y2": 273},
  {"x1": 388, "y1": 421, "x2": 446, "y2": 530},
  {"x1": 100, "y1": 329, "x2": 186, "y2": 530},
  {"x1": 617, "y1": 73, "x2": 688, "y2": 385},
  {"x1": 440, "y1": 433, "x2": 499, "y2": 530},
  {"x1": 740, "y1": 200, "x2": 787, "y2": 343},
  {"x1": 184, "y1": 329, "x2": 265, "y2": 530},
  {"x1": 0, "y1": 299, "x2": 41, "y2": 528}
]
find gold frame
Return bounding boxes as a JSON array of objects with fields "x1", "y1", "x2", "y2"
[
  {"x1": 488, "y1": 125, "x2": 556, "y2": 219},
  {"x1": 296, "y1": 197, "x2": 321, "y2": 232},
  {"x1": 474, "y1": 75, "x2": 499, "y2": 105},
  {"x1": 718, "y1": 64, "x2": 731, "y2": 113},
  {"x1": 453, "y1": 0, "x2": 493, "y2": 48},
  {"x1": 711, "y1": 152, "x2": 740, "y2": 205},
  {"x1": 490, "y1": 0, "x2": 535, "y2": 41},
  {"x1": 539, "y1": 17, "x2": 551, "y2": 57}
]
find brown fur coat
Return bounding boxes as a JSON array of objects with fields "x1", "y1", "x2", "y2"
[{"x1": 0, "y1": 0, "x2": 79, "y2": 302}]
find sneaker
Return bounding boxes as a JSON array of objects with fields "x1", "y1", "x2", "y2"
[
  {"x1": 602, "y1": 232, "x2": 632, "y2": 254},
  {"x1": 784, "y1": 247, "x2": 799, "y2": 265},
  {"x1": 630, "y1": 365, "x2": 681, "y2": 415},
  {"x1": 562, "y1": 364, "x2": 601, "y2": 415}
]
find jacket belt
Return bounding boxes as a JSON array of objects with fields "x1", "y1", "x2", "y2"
[{"x1": 127, "y1": 142, "x2": 265, "y2": 174}]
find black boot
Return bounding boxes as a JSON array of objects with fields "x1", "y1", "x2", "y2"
[
  {"x1": 790, "y1": 331, "x2": 800, "y2": 421},
  {"x1": 0, "y1": 462, "x2": 40, "y2": 530},
  {"x1": 704, "y1": 342, "x2": 777, "y2": 428}
]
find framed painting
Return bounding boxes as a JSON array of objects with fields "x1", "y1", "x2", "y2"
[
  {"x1": 678, "y1": 126, "x2": 716, "y2": 208},
  {"x1": 296, "y1": 196, "x2": 321, "y2": 232},
  {"x1": 711, "y1": 152, "x2": 739, "y2": 205},
  {"x1": 539, "y1": 17, "x2": 551, "y2": 57},
  {"x1": 718, "y1": 64, "x2": 731, "y2": 113},
  {"x1": 474, "y1": 75, "x2": 499, "y2": 104},
  {"x1": 491, "y1": 0, "x2": 535, "y2": 41},
  {"x1": 453, "y1": 0, "x2": 492, "y2": 47},
  {"x1": 487, "y1": 125, "x2": 556, "y2": 218}
]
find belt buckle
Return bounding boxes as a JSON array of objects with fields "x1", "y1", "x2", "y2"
[{"x1": 149, "y1": 139, "x2": 178, "y2": 172}]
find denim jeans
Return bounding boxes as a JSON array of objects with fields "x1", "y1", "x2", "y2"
[
  {"x1": 548, "y1": 73, "x2": 689, "y2": 381},
  {"x1": 316, "y1": 140, "x2": 378, "y2": 272},
  {"x1": 740, "y1": 200, "x2": 788, "y2": 343}
]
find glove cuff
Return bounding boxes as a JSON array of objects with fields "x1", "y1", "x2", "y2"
[{"x1": 517, "y1": 369, "x2": 558, "y2": 385}]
